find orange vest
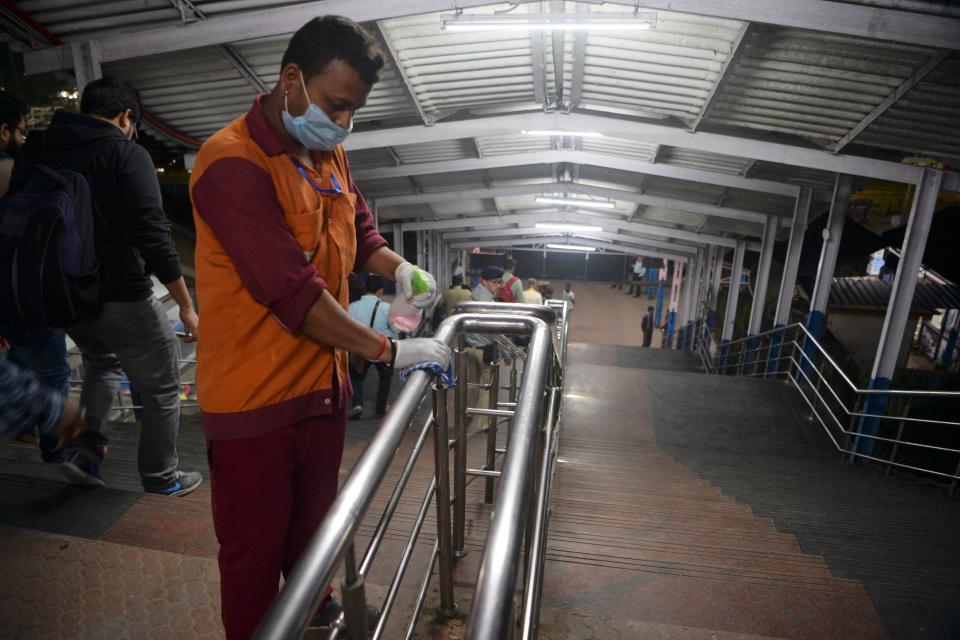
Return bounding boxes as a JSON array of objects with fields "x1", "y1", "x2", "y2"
[{"x1": 190, "y1": 115, "x2": 355, "y2": 422}]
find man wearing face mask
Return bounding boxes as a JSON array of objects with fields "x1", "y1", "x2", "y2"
[
  {"x1": 189, "y1": 16, "x2": 449, "y2": 638},
  {"x1": 42, "y1": 78, "x2": 201, "y2": 494}
]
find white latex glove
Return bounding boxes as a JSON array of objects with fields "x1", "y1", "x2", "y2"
[
  {"x1": 394, "y1": 262, "x2": 438, "y2": 309},
  {"x1": 394, "y1": 338, "x2": 452, "y2": 370}
]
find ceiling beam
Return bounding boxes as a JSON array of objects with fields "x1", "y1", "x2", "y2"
[
  {"x1": 346, "y1": 112, "x2": 958, "y2": 188},
  {"x1": 629, "y1": 0, "x2": 960, "y2": 49},
  {"x1": 22, "y1": 0, "x2": 506, "y2": 74},
  {"x1": 445, "y1": 234, "x2": 691, "y2": 262},
  {"x1": 353, "y1": 149, "x2": 808, "y2": 198},
  {"x1": 23, "y1": 0, "x2": 960, "y2": 73},
  {"x1": 443, "y1": 226, "x2": 700, "y2": 254},
  {"x1": 374, "y1": 22, "x2": 430, "y2": 125},
  {"x1": 833, "y1": 49, "x2": 951, "y2": 153},
  {"x1": 377, "y1": 181, "x2": 777, "y2": 228},
  {"x1": 567, "y1": 13, "x2": 587, "y2": 111},
  {"x1": 689, "y1": 23, "x2": 749, "y2": 132},
  {"x1": 529, "y1": 9, "x2": 548, "y2": 107},
  {"x1": 398, "y1": 210, "x2": 750, "y2": 248}
]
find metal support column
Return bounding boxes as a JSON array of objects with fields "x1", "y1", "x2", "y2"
[
  {"x1": 855, "y1": 169, "x2": 943, "y2": 457},
  {"x1": 679, "y1": 256, "x2": 696, "y2": 349},
  {"x1": 766, "y1": 187, "x2": 811, "y2": 375},
  {"x1": 416, "y1": 230, "x2": 425, "y2": 269},
  {"x1": 745, "y1": 216, "x2": 777, "y2": 371},
  {"x1": 708, "y1": 246, "x2": 725, "y2": 328},
  {"x1": 70, "y1": 41, "x2": 102, "y2": 92},
  {"x1": 393, "y1": 224, "x2": 404, "y2": 262},
  {"x1": 808, "y1": 174, "x2": 853, "y2": 338},
  {"x1": 647, "y1": 267, "x2": 657, "y2": 298},
  {"x1": 665, "y1": 261, "x2": 683, "y2": 348},
  {"x1": 719, "y1": 240, "x2": 746, "y2": 368}
]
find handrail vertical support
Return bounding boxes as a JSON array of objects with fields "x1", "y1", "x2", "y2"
[
  {"x1": 453, "y1": 336, "x2": 469, "y2": 559},
  {"x1": 431, "y1": 383, "x2": 459, "y2": 618},
  {"x1": 341, "y1": 543, "x2": 370, "y2": 640},
  {"x1": 484, "y1": 365, "x2": 501, "y2": 504}
]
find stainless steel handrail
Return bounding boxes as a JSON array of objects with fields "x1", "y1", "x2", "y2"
[
  {"x1": 253, "y1": 310, "x2": 561, "y2": 640},
  {"x1": 695, "y1": 320, "x2": 960, "y2": 488}
]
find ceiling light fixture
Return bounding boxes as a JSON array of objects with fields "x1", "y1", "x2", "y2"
[
  {"x1": 536, "y1": 196, "x2": 616, "y2": 209},
  {"x1": 521, "y1": 129, "x2": 604, "y2": 138},
  {"x1": 547, "y1": 243, "x2": 597, "y2": 252},
  {"x1": 443, "y1": 13, "x2": 656, "y2": 32},
  {"x1": 535, "y1": 223, "x2": 604, "y2": 232}
]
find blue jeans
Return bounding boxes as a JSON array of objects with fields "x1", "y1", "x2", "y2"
[{"x1": 1, "y1": 325, "x2": 71, "y2": 461}]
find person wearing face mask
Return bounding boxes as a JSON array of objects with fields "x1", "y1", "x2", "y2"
[
  {"x1": 39, "y1": 78, "x2": 201, "y2": 495},
  {"x1": 189, "y1": 15, "x2": 449, "y2": 638}
]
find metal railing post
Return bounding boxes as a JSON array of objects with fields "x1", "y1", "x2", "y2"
[
  {"x1": 341, "y1": 543, "x2": 370, "y2": 640},
  {"x1": 886, "y1": 397, "x2": 912, "y2": 476},
  {"x1": 453, "y1": 335, "x2": 469, "y2": 558},
  {"x1": 484, "y1": 365, "x2": 501, "y2": 504},
  {"x1": 431, "y1": 383, "x2": 458, "y2": 618}
]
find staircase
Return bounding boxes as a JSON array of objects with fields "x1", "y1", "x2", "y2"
[{"x1": 540, "y1": 343, "x2": 960, "y2": 639}]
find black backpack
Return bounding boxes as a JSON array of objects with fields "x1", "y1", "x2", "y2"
[{"x1": 0, "y1": 164, "x2": 101, "y2": 327}]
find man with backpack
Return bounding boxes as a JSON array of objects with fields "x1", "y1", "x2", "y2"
[
  {"x1": 0, "y1": 91, "x2": 74, "y2": 463},
  {"x1": 41, "y1": 79, "x2": 201, "y2": 496},
  {"x1": 497, "y1": 257, "x2": 526, "y2": 303}
]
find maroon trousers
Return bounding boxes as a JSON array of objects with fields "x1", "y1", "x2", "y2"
[{"x1": 208, "y1": 406, "x2": 346, "y2": 639}]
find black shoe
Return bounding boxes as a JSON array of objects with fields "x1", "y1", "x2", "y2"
[
  {"x1": 60, "y1": 448, "x2": 105, "y2": 487},
  {"x1": 349, "y1": 406, "x2": 363, "y2": 420},
  {"x1": 145, "y1": 470, "x2": 202, "y2": 497},
  {"x1": 310, "y1": 597, "x2": 379, "y2": 632}
]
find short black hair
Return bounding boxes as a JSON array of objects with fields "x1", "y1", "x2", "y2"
[
  {"x1": 365, "y1": 274, "x2": 384, "y2": 294},
  {"x1": 281, "y1": 16, "x2": 384, "y2": 86},
  {"x1": 504, "y1": 258, "x2": 516, "y2": 270},
  {"x1": 80, "y1": 78, "x2": 142, "y2": 127},
  {"x1": 647, "y1": 306, "x2": 654, "y2": 312},
  {"x1": 0, "y1": 91, "x2": 28, "y2": 130},
  {"x1": 452, "y1": 274, "x2": 463, "y2": 286}
]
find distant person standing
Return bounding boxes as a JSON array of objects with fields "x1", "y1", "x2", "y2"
[
  {"x1": 563, "y1": 282, "x2": 576, "y2": 309},
  {"x1": 524, "y1": 278, "x2": 543, "y2": 305},
  {"x1": 347, "y1": 275, "x2": 394, "y2": 419},
  {"x1": 499, "y1": 257, "x2": 526, "y2": 303},
  {"x1": 641, "y1": 306, "x2": 655, "y2": 347},
  {"x1": 627, "y1": 256, "x2": 644, "y2": 296}
]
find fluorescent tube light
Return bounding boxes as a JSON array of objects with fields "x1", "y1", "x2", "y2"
[
  {"x1": 536, "y1": 196, "x2": 616, "y2": 209},
  {"x1": 443, "y1": 13, "x2": 656, "y2": 32},
  {"x1": 535, "y1": 223, "x2": 604, "y2": 232},
  {"x1": 547, "y1": 243, "x2": 597, "y2": 252},
  {"x1": 521, "y1": 129, "x2": 603, "y2": 138}
]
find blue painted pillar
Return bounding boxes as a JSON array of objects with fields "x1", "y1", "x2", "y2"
[
  {"x1": 766, "y1": 325, "x2": 785, "y2": 377},
  {"x1": 647, "y1": 267, "x2": 657, "y2": 298},
  {"x1": 654, "y1": 284, "x2": 665, "y2": 326},
  {"x1": 796, "y1": 175, "x2": 853, "y2": 379},
  {"x1": 855, "y1": 168, "x2": 943, "y2": 457},
  {"x1": 665, "y1": 309, "x2": 676, "y2": 348}
]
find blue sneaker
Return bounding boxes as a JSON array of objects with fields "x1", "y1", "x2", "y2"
[
  {"x1": 60, "y1": 449, "x2": 105, "y2": 487},
  {"x1": 145, "y1": 471, "x2": 202, "y2": 497}
]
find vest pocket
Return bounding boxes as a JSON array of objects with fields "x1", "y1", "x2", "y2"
[{"x1": 287, "y1": 205, "x2": 323, "y2": 260}]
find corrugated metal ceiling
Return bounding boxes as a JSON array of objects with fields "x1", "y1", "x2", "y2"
[{"x1": 6, "y1": 0, "x2": 959, "y2": 245}]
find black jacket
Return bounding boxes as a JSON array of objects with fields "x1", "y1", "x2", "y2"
[{"x1": 43, "y1": 110, "x2": 182, "y2": 302}]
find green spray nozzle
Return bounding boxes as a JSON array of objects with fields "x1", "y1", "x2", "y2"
[{"x1": 410, "y1": 267, "x2": 430, "y2": 295}]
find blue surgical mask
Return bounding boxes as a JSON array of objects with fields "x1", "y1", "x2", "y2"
[{"x1": 281, "y1": 71, "x2": 352, "y2": 151}]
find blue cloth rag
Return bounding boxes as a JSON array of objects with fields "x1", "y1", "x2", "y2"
[{"x1": 399, "y1": 362, "x2": 456, "y2": 388}]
